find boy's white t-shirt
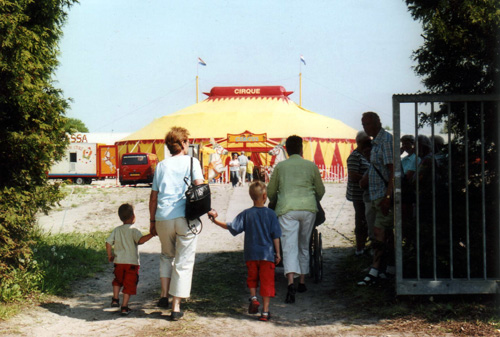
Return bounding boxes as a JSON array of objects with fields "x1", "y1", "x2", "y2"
[
  {"x1": 106, "y1": 224, "x2": 143, "y2": 265},
  {"x1": 152, "y1": 155, "x2": 203, "y2": 221}
]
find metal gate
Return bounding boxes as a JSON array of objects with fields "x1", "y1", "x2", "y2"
[{"x1": 392, "y1": 94, "x2": 500, "y2": 295}]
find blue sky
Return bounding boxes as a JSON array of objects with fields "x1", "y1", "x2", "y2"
[{"x1": 55, "y1": 0, "x2": 426, "y2": 134}]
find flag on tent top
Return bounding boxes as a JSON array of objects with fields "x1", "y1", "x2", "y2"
[
  {"x1": 198, "y1": 57, "x2": 207, "y2": 66},
  {"x1": 300, "y1": 55, "x2": 306, "y2": 65}
]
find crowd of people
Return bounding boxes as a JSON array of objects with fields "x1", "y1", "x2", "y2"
[
  {"x1": 229, "y1": 151, "x2": 254, "y2": 187},
  {"x1": 105, "y1": 115, "x2": 441, "y2": 321},
  {"x1": 345, "y1": 112, "x2": 448, "y2": 284}
]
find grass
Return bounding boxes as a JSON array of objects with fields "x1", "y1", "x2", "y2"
[
  {"x1": 185, "y1": 251, "x2": 247, "y2": 317},
  {"x1": 0, "y1": 231, "x2": 109, "y2": 320},
  {"x1": 31, "y1": 231, "x2": 109, "y2": 295},
  {"x1": 333, "y1": 252, "x2": 500, "y2": 335},
  {"x1": 2, "y1": 225, "x2": 499, "y2": 336}
]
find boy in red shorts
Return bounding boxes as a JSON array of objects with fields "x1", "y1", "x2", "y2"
[
  {"x1": 208, "y1": 181, "x2": 281, "y2": 321},
  {"x1": 106, "y1": 203, "x2": 154, "y2": 315}
]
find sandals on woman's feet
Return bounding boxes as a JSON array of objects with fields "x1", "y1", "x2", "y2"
[
  {"x1": 297, "y1": 283, "x2": 307, "y2": 293},
  {"x1": 285, "y1": 284, "x2": 296, "y2": 304},
  {"x1": 259, "y1": 312, "x2": 271, "y2": 322},
  {"x1": 120, "y1": 306, "x2": 131, "y2": 316},
  {"x1": 157, "y1": 297, "x2": 169, "y2": 308},
  {"x1": 111, "y1": 297, "x2": 120, "y2": 307},
  {"x1": 357, "y1": 273, "x2": 377, "y2": 286},
  {"x1": 170, "y1": 311, "x2": 184, "y2": 321}
]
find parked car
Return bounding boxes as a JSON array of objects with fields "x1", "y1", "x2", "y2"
[{"x1": 119, "y1": 153, "x2": 158, "y2": 185}]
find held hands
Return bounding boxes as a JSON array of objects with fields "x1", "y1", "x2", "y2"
[
  {"x1": 108, "y1": 255, "x2": 114, "y2": 263},
  {"x1": 207, "y1": 209, "x2": 218, "y2": 222},
  {"x1": 150, "y1": 222, "x2": 157, "y2": 236},
  {"x1": 275, "y1": 254, "x2": 281, "y2": 265}
]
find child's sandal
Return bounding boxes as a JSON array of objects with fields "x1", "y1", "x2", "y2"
[
  {"x1": 259, "y1": 312, "x2": 271, "y2": 321},
  {"x1": 111, "y1": 297, "x2": 120, "y2": 307},
  {"x1": 120, "y1": 306, "x2": 131, "y2": 316},
  {"x1": 248, "y1": 296, "x2": 260, "y2": 314}
]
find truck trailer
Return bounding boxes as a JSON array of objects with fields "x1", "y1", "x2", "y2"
[{"x1": 48, "y1": 143, "x2": 117, "y2": 184}]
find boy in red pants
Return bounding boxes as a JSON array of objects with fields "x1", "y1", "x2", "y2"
[
  {"x1": 208, "y1": 181, "x2": 281, "y2": 321},
  {"x1": 106, "y1": 203, "x2": 154, "y2": 315}
]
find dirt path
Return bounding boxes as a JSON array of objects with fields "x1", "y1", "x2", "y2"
[{"x1": 0, "y1": 182, "x2": 398, "y2": 336}]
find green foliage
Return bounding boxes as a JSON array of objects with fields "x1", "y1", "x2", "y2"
[
  {"x1": 0, "y1": 0, "x2": 77, "y2": 302},
  {"x1": 64, "y1": 117, "x2": 89, "y2": 133},
  {"x1": 406, "y1": 2, "x2": 499, "y2": 279},
  {"x1": 31, "y1": 231, "x2": 108, "y2": 295},
  {"x1": 406, "y1": 0, "x2": 500, "y2": 95},
  {"x1": 0, "y1": 229, "x2": 107, "y2": 315}
]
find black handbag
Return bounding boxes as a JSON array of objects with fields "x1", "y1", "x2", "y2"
[
  {"x1": 184, "y1": 157, "x2": 211, "y2": 232},
  {"x1": 314, "y1": 200, "x2": 325, "y2": 226}
]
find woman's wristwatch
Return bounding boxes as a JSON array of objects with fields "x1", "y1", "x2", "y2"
[{"x1": 150, "y1": 219, "x2": 156, "y2": 223}]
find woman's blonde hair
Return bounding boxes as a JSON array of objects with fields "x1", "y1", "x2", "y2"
[{"x1": 165, "y1": 127, "x2": 189, "y2": 155}]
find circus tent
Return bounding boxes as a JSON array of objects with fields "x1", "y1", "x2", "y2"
[{"x1": 116, "y1": 85, "x2": 357, "y2": 181}]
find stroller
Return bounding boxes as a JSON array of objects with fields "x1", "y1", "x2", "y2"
[{"x1": 309, "y1": 201, "x2": 325, "y2": 283}]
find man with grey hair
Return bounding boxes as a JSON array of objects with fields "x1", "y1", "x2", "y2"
[
  {"x1": 358, "y1": 111, "x2": 394, "y2": 286},
  {"x1": 346, "y1": 131, "x2": 371, "y2": 256}
]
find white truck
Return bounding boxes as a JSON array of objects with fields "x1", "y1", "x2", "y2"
[{"x1": 48, "y1": 143, "x2": 118, "y2": 184}]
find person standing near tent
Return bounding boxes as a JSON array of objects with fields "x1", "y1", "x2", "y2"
[
  {"x1": 229, "y1": 153, "x2": 240, "y2": 188},
  {"x1": 246, "y1": 156, "x2": 254, "y2": 183},
  {"x1": 267, "y1": 135, "x2": 325, "y2": 304},
  {"x1": 238, "y1": 152, "x2": 248, "y2": 186},
  {"x1": 357, "y1": 112, "x2": 394, "y2": 286},
  {"x1": 346, "y1": 131, "x2": 371, "y2": 256},
  {"x1": 149, "y1": 126, "x2": 204, "y2": 321}
]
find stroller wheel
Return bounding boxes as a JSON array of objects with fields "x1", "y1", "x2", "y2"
[{"x1": 309, "y1": 228, "x2": 323, "y2": 283}]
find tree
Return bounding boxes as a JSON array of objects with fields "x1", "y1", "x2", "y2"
[
  {"x1": 64, "y1": 117, "x2": 89, "y2": 133},
  {"x1": 0, "y1": 0, "x2": 77, "y2": 301},
  {"x1": 404, "y1": 0, "x2": 500, "y2": 278},
  {"x1": 406, "y1": 0, "x2": 500, "y2": 95},
  {"x1": 406, "y1": 0, "x2": 499, "y2": 165}
]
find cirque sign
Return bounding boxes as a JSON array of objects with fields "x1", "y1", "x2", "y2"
[
  {"x1": 234, "y1": 88, "x2": 261, "y2": 95},
  {"x1": 205, "y1": 86, "x2": 293, "y2": 98},
  {"x1": 228, "y1": 132, "x2": 267, "y2": 143}
]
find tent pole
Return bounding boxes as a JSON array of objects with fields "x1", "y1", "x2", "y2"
[
  {"x1": 299, "y1": 72, "x2": 302, "y2": 107},
  {"x1": 196, "y1": 75, "x2": 199, "y2": 103}
]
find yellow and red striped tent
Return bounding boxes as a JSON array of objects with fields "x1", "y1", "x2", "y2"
[{"x1": 116, "y1": 86, "x2": 357, "y2": 179}]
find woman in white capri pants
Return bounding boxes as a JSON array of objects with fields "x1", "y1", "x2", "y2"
[{"x1": 149, "y1": 126, "x2": 204, "y2": 321}]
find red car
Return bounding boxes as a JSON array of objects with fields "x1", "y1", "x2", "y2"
[{"x1": 119, "y1": 153, "x2": 158, "y2": 185}]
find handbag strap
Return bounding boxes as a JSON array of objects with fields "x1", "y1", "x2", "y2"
[
  {"x1": 184, "y1": 156, "x2": 194, "y2": 187},
  {"x1": 372, "y1": 164, "x2": 388, "y2": 187}
]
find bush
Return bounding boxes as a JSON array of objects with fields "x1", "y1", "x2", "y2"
[
  {"x1": 0, "y1": 185, "x2": 65, "y2": 302},
  {"x1": 0, "y1": 0, "x2": 76, "y2": 302}
]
